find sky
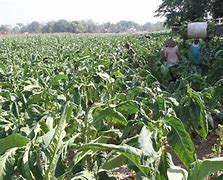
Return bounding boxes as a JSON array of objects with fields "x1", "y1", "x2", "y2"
[{"x1": 0, "y1": 0, "x2": 165, "y2": 26}]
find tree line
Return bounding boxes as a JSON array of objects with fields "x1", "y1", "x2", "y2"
[
  {"x1": 0, "y1": 20, "x2": 166, "y2": 34},
  {"x1": 155, "y1": 0, "x2": 223, "y2": 27}
]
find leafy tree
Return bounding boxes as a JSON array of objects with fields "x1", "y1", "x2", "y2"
[
  {"x1": 42, "y1": 21, "x2": 55, "y2": 33},
  {"x1": 114, "y1": 21, "x2": 141, "y2": 33},
  {"x1": 27, "y1": 21, "x2": 42, "y2": 33},
  {"x1": 155, "y1": 0, "x2": 209, "y2": 27},
  {"x1": 52, "y1": 19, "x2": 71, "y2": 32},
  {"x1": 71, "y1": 21, "x2": 84, "y2": 33},
  {"x1": 212, "y1": 0, "x2": 223, "y2": 18},
  {"x1": 1, "y1": 19, "x2": 167, "y2": 34},
  {"x1": 0, "y1": 25, "x2": 12, "y2": 33},
  {"x1": 142, "y1": 22, "x2": 152, "y2": 31},
  {"x1": 183, "y1": 0, "x2": 209, "y2": 21},
  {"x1": 155, "y1": 0, "x2": 184, "y2": 27}
]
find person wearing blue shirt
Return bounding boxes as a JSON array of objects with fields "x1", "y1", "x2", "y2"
[{"x1": 189, "y1": 39, "x2": 203, "y2": 65}]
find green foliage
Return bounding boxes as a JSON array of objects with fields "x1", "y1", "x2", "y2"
[
  {"x1": 0, "y1": 148, "x2": 17, "y2": 180},
  {"x1": 44, "y1": 102, "x2": 73, "y2": 179},
  {"x1": 0, "y1": 33, "x2": 222, "y2": 179},
  {"x1": 0, "y1": 134, "x2": 29, "y2": 155},
  {"x1": 155, "y1": 0, "x2": 217, "y2": 27},
  {"x1": 189, "y1": 157, "x2": 223, "y2": 180},
  {"x1": 164, "y1": 117, "x2": 196, "y2": 169}
]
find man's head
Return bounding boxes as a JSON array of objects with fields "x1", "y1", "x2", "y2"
[
  {"x1": 193, "y1": 38, "x2": 200, "y2": 44},
  {"x1": 124, "y1": 42, "x2": 130, "y2": 49},
  {"x1": 165, "y1": 38, "x2": 176, "y2": 47}
]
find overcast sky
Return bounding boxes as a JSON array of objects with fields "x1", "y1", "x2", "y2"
[{"x1": 0, "y1": 0, "x2": 165, "y2": 26}]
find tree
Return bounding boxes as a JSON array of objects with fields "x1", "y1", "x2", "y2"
[
  {"x1": 0, "y1": 25, "x2": 12, "y2": 33},
  {"x1": 142, "y1": 22, "x2": 152, "y2": 31},
  {"x1": 183, "y1": 0, "x2": 210, "y2": 21},
  {"x1": 52, "y1": 19, "x2": 71, "y2": 32},
  {"x1": 27, "y1": 21, "x2": 42, "y2": 33},
  {"x1": 155, "y1": 0, "x2": 184, "y2": 27},
  {"x1": 155, "y1": 0, "x2": 209, "y2": 27},
  {"x1": 114, "y1": 21, "x2": 141, "y2": 33},
  {"x1": 212, "y1": 0, "x2": 223, "y2": 18},
  {"x1": 42, "y1": 21, "x2": 55, "y2": 33}
]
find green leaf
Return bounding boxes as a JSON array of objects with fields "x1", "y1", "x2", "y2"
[
  {"x1": 113, "y1": 70, "x2": 124, "y2": 78},
  {"x1": 102, "y1": 153, "x2": 126, "y2": 170},
  {"x1": 189, "y1": 157, "x2": 223, "y2": 180},
  {"x1": 93, "y1": 107, "x2": 128, "y2": 126},
  {"x1": 187, "y1": 88, "x2": 208, "y2": 138},
  {"x1": 214, "y1": 50, "x2": 223, "y2": 58},
  {"x1": 79, "y1": 143, "x2": 153, "y2": 176},
  {"x1": 72, "y1": 87, "x2": 81, "y2": 105},
  {"x1": 0, "y1": 148, "x2": 17, "y2": 180},
  {"x1": 158, "y1": 152, "x2": 174, "y2": 180},
  {"x1": 164, "y1": 117, "x2": 196, "y2": 169},
  {"x1": 22, "y1": 143, "x2": 35, "y2": 179},
  {"x1": 0, "y1": 134, "x2": 29, "y2": 155},
  {"x1": 44, "y1": 102, "x2": 73, "y2": 179},
  {"x1": 10, "y1": 101, "x2": 20, "y2": 118},
  {"x1": 116, "y1": 100, "x2": 139, "y2": 116},
  {"x1": 50, "y1": 73, "x2": 68, "y2": 86}
]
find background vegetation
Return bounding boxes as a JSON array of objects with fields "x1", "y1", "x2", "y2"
[
  {"x1": 155, "y1": 0, "x2": 223, "y2": 27},
  {"x1": 0, "y1": 20, "x2": 166, "y2": 34}
]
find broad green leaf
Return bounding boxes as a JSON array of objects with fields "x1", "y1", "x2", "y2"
[
  {"x1": 187, "y1": 89, "x2": 208, "y2": 138},
  {"x1": 0, "y1": 82, "x2": 13, "y2": 89},
  {"x1": 0, "y1": 134, "x2": 29, "y2": 155},
  {"x1": 203, "y1": 79, "x2": 223, "y2": 109},
  {"x1": 79, "y1": 143, "x2": 153, "y2": 176},
  {"x1": 158, "y1": 152, "x2": 174, "y2": 180},
  {"x1": 126, "y1": 86, "x2": 145, "y2": 100},
  {"x1": 93, "y1": 107, "x2": 128, "y2": 126},
  {"x1": 102, "y1": 153, "x2": 126, "y2": 170},
  {"x1": 189, "y1": 157, "x2": 223, "y2": 180},
  {"x1": 116, "y1": 100, "x2": 139, "y2": 116},
  {"x1": 164, "y1": 117, "x2": 196, "y2": 169},
  {"x1": 44, "y1": 102, "x2": 73, "y2": 179},
  {"x1": 28, "y1": 93, "x2": 43, "y2": 104},
  {"x1": 0, "y1": 148, "x2": 17, "y2": 180}
]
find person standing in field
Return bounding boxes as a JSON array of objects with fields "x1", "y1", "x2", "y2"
[
  {"x1": 189, "y1": 38, "x2": 203, "y2": 65},
  {"x1": 124, "y1": 42, "x2": 138, "y2": 67},
  {"x1": 164, "y1": 38, "x2": 180, "y2": 65},
  {"x1": 124, "y1": 42, "x2": 136, "y2": 60},
  {"x1": 162, "y1": 38, "x2": 180, "y2": 82}
]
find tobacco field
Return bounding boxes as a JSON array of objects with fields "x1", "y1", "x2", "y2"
[{"x1": 0, "y1": 33, "x2": 223, "y2": 180}]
